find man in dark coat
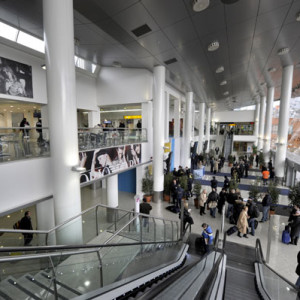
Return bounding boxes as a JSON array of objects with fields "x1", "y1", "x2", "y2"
[
  {"x1": 19, "y1": 211, "x2": 33, "y2": 246},
  {"x1": 223, "y1": 176, "x2": 230, "y2": 190},
  {"x1": 207, "y1": 188, "x2": 219, "y2": 218},
  {"x1": 218, "y1": 188, "x2": 227, "y2": 214},
  {"x1": 260, "y1": 193, "x2": 272, "y2": 222},
  {"x1": 210, "y1": 176, "x2": 218, "y2": 191},
  {"x1": 140, "y1": 197, "x2": 152, "y2": 227}
]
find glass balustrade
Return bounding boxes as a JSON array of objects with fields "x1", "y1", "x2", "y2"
[
  {"x1": 0, "y1": 127, "x2": 50, "y2": 162},
  {"x1": 78, "y1": 127, "x2": 147, "y2": 151}
]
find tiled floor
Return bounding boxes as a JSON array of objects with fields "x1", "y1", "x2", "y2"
[{"x1": 81, "y1": 163, "x2": 299, "y2": 285}]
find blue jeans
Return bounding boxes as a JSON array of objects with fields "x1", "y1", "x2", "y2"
[
  {"x1": 210, "y1": 207, "x2": 216, "y2": 218},
  {"x1": 261, "y1": 206, "x2": 270, "y2": 222},
  {"x1": 226, "y1": 203, "x2": 233, "y2": 218},
  {"x1": 248, "y1": 218, "x2": 255, "y2": 235}
]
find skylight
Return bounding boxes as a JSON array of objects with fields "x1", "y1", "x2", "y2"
[
  {"x1": 0, "y1": 20, "x2": 99, "y2": 74},
  {"x1": 17, "y1": 31, "x2": 45, "y2": 53},
  {"x1": 234, "y1": 105, "x2": 255, "y2": 111},
  {"x1": 0, "y1": 21, "x2": 18, "y2": 41}
]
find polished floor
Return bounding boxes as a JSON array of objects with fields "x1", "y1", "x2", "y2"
[{"x1": 81, "y1": 163, "x2": 299, "y2": 286}]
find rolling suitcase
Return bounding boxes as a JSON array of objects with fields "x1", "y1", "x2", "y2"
[{"x1": 227, "y1": 226, "x2": 238, "y2": 236}]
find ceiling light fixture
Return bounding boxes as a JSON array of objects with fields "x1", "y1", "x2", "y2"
[
  {"x1": 208, "y1": 41, "x2": 219, "y2": 51},
  {"x1": 41, "y1": 64, "x2": 46, "y2": 70},
  {"x1": 296, "y1": 12, "x2": 300, "y2": 22},
  {"x1": 223, "y1": 91, "x2": 229, "y2": 96},
  {"x1": 220, "y1": 80, "x2": 227, "y2": 86},
  {"x1": 192, "y1": 0, "x2": 210, "y2": 12},
  {"x1": 268, "y1": 67, "x2": 276, "y2": 73},
  {"x1": 112, "y1": 61, "x2": 122, "y2": 68},
  {"x1": 277, "y1": 47, "x2": 289, "y2": 56},
  {"x1": 216, "y1": 66, "x2": 224, "y2": 73}
]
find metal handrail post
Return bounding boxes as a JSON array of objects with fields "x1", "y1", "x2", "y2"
[
  {"x1": 96, "y1": 206, "x2": 99, "y2": 236},
  {"x1": 163, "y1": 220, "x2": 166, "y2": 242},
  {"x1": 49, "y1": 256, "x2": 58, "y2": 300},
  {"x1": 97, "y1": 251, "x2": 104, "y2": 287},
  {"x1": 114, "y1": 209, "x2": 117, "y2": 231},
  {"x1": 180, "y1": 200, "x2": 184, "y2": 239},
  {"x1": 221, "y1": 205, "x2": 225, "y2": 235},
  {"x1": 153, "y1": 217, "x2": 156, "y2": 242},
  {"x1": 140, "y1": 216, "x2": 143, "y2": 243},
  {"x1": 171, "y1": 222, "x2": 174, "y2": 244}
]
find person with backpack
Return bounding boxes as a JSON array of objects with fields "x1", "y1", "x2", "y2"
[
  {"x1": 247, "y1": 198, "x2": 259, "y2": 236},
  {"x1": 207, "y1": 188, "x2": 219, "y2": 218},
  {"x1": 260, "y1": 192, "x2": 272, "y2": 222}
]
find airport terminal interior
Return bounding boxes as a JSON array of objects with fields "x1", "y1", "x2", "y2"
[{"x1": 0, "y1": 0, "x2": 300, "y2": 299}]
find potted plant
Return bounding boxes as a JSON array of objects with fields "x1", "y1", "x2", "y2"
[
  {"x1": 178, "y1": 175, "x2": 188, "y2": 199},
  {"x1": 163, "y1": 172, "x2": 173, "y2": 202},
  {"x1": 228, "y1": 154, "x2": 234, "y2": 167},
  {"x1": 268, "y1": 181, "x2": 280, "y2": 214},
  {"x1": 248, "y1": 178, "x2": 262, "y2": 201},
  {"x1": 252, "y1": 145, "x2": 257, "y2": 155},
  {"x1": 192, "y1": 182, "x2": 202, "y2": 209},
  {"x1": 229, "y1": 178, "x2": 239, "y2": 190},
  {"x1": 258, "y1": 152, "x2": 265, "y2": 168},
  {"x1": 142, "y1": 167, "x2": 153, "y2": 202},
  {"x1": 249, "y1": 154, "x2": 254, "y2": 168},
  {"x1": 288, "y1": 183, "x2": 300, "y2": 208}
]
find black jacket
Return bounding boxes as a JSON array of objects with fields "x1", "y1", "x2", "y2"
[
  {"x1": 210, "y1": 179, "x2": 218, "y2": 189},
  {"x1": 140, "y1": 202, "x2": 152, "y2": 215},
  {"x1": 262, "y1": 194, "x2": 272, "y2": 207},
  {"x1": 227, "y1": 193, "x2": 238, "y2": 205}
]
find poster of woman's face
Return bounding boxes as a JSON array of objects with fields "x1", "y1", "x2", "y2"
[
  {"x1": 0, "y1": 57, "x2": 33, "y2": 98},
  {"x1": 79, "y1": 144, "x2": 142, "y2": 184}
]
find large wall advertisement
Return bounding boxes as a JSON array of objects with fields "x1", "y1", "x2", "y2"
[{"x1": 79, "y1": 144, "x2": 141, "y2": 183}]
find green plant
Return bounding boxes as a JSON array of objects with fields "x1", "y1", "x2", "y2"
[
  {"x1": 142, "y1": 167, "x2": 153, "y2": 196},
  {"x1": 192, "y1": 182, "x2": 202, "y2": 198},
  {"x1": 229, "y1": 179, "x2": 239, "y2": 190},
  {"x1": 163, "y1": 172, "x2": 173, "y2": 195},
  {"x1": 178, "y1": 175, "x2": 188, "y2": 194},
  {"x1": 258, "y1": 152, "x2": 265, "y2": 166},
  {"x1": 268, "y1": 181, "x2": 280, "y2": 210},
  {"x1": 252, "y1": 145, "x2": 257, "y2": 155},
  {"x1": 249, "y1": 154, "x2": 254, "y2": 165},
  {"x1": 228, "y1": 154, "x2": 234, "y2": 164},
  {"x1": 288, "y1": 183, "x2": 300, "y2": 208},
  {"x1": 248, "y1": 178, "x2": 262, "y2": 200}
]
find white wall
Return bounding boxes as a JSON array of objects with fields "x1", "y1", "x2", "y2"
[
  {"x1": 97, "y1": 67, "x2": 153, "y2": 105},
  {"x1": 213, "y1": 110, "x2": 255, "y2": 123},
  {"x1": 0, "y1": 157, "x2": 52, "y2": 213}
]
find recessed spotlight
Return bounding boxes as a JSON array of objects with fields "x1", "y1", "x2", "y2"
[
  {"x1": 10, "y1": 106, "x2": 13, "y2": 108},
  {"x1": 208, "y1": 41, "x2": 219, "y2": 51},
  {"x1": 268, "y1": 67, "x2": 276, "y2": 73},
  {"x1": 220, "y1": 80, "x2": 227, "y2": 86},
  {"x1": 216, "y1": 66, "x2": 224, "y2": 73},
  {"x1": 192, "y1": 0, "x2": 210, "y2": 12},
  {"x1": 223, "y1": 91, "x2": 229, "y2": 96},
  {"x1": 296, "y1": 12, "x2": 300, "y2": 22},
  {"x1": 112, "y1": 61, "x2": 122, "y2": 68},
  {"x1": 277, "y1": 47, "x2": 289, "y2": 56},
  {"x1": 41, "y1": 64, "x2": 46, "y2": 70}
]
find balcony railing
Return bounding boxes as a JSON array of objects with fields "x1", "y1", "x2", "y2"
[{"x1": 78, "y1": 127, "x2": 147, "y2": 151}]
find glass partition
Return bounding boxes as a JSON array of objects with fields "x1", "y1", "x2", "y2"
[
  {"x1": 78, "y1": 127, "x2": 147, "y2": 151},
  {"x1": 0, "y1": 127, "x2": 50, "y2": 162}
]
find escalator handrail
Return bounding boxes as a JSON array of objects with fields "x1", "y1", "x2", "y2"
[
  {"x1": 255, "y1": 238, "x2": 300, "y2": 292},
  {"x1": 195, "y1": 231, "x2": 226, "y2": 299}
]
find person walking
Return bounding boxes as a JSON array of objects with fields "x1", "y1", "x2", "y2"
[
  {"x1": 199, "y1": 189, "x2": 207, "y2": 216},
  {"x1": 262, "y1": 168, "x2": 270, "y2": 185},
  {"x1": 140, "y1": 197, "x2": 152, "y2": 227},
  {"x1": 237, "y1": 206, "x2": 249, "y2": 238},
  {"x1": 260, "y1": 193, "x2": 272, "y2": 222},
  {"x1": 19, "y1": 211, "x2": 33, "y2": 246}
]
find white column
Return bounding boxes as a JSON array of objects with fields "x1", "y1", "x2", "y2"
[
  {"x1": 258, "y1": 96, "x2": 266, "y2": 151},
  {"x1": 106, "y1": 175, "x2": 118, "y2": 207},
  {"x1": 174, "y1": 99, "x2": 180, "y2": 139},
  {"x1": 153, "y1": 66, "x2": 165, "y2": 202},
  {"x1": 142, "y1": 101, "x2": 153, "y2": 162},
  {"x1": 198, "y1": 103, "x2": 205, "y2": 153},
  {"x1": 192, "y1": 103, "x2": 195, "y2": 139},
  {"x1": 43, "y1": 0, "x2": 82, "y2": 244},
  {"x1": 275, "y1": 65, "x2": 294, "y2": 179},
  {"x1": 88, "y1": 110, "x2": 100, "y2": 128},
  {"x1": 164, "y1": 92, "x2": 170, "y2": 142},
  {"x1": 205, "y1": 107, "x2": 211, "y2": 153},
  {"x1": 183, "y1": 92, "x2": 193, "y2": 168},
  {"x1": 263, "y1": 86, "x2": 274, "y2": 161},
  {"x1": 254, "y1": 101, "x2": 260, "y2": 146}
]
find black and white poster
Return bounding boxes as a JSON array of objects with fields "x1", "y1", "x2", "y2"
[
  {"x1": 0, "y1": 56, "x2": 33, "y2": 98},
  {"x1": 79, "y1": 144, "x2": 141, "y2": 183}
]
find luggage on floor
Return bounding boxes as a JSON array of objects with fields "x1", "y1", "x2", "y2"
[
  {"x1": 254, "y1": 219, "x2": 259, "y2": 229},
  {"x1": 227, "y1": 226, "x2": 238, "y2": 236},
  {"x1": 282, "y1": 225, "x2": 291, "y2": 244},
  {"x1": 195, "y1": 236, "x2": 206, "y2": 253},
  {"x1": 166, "y1": 205, "x2": 180, "y2": 214}
]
